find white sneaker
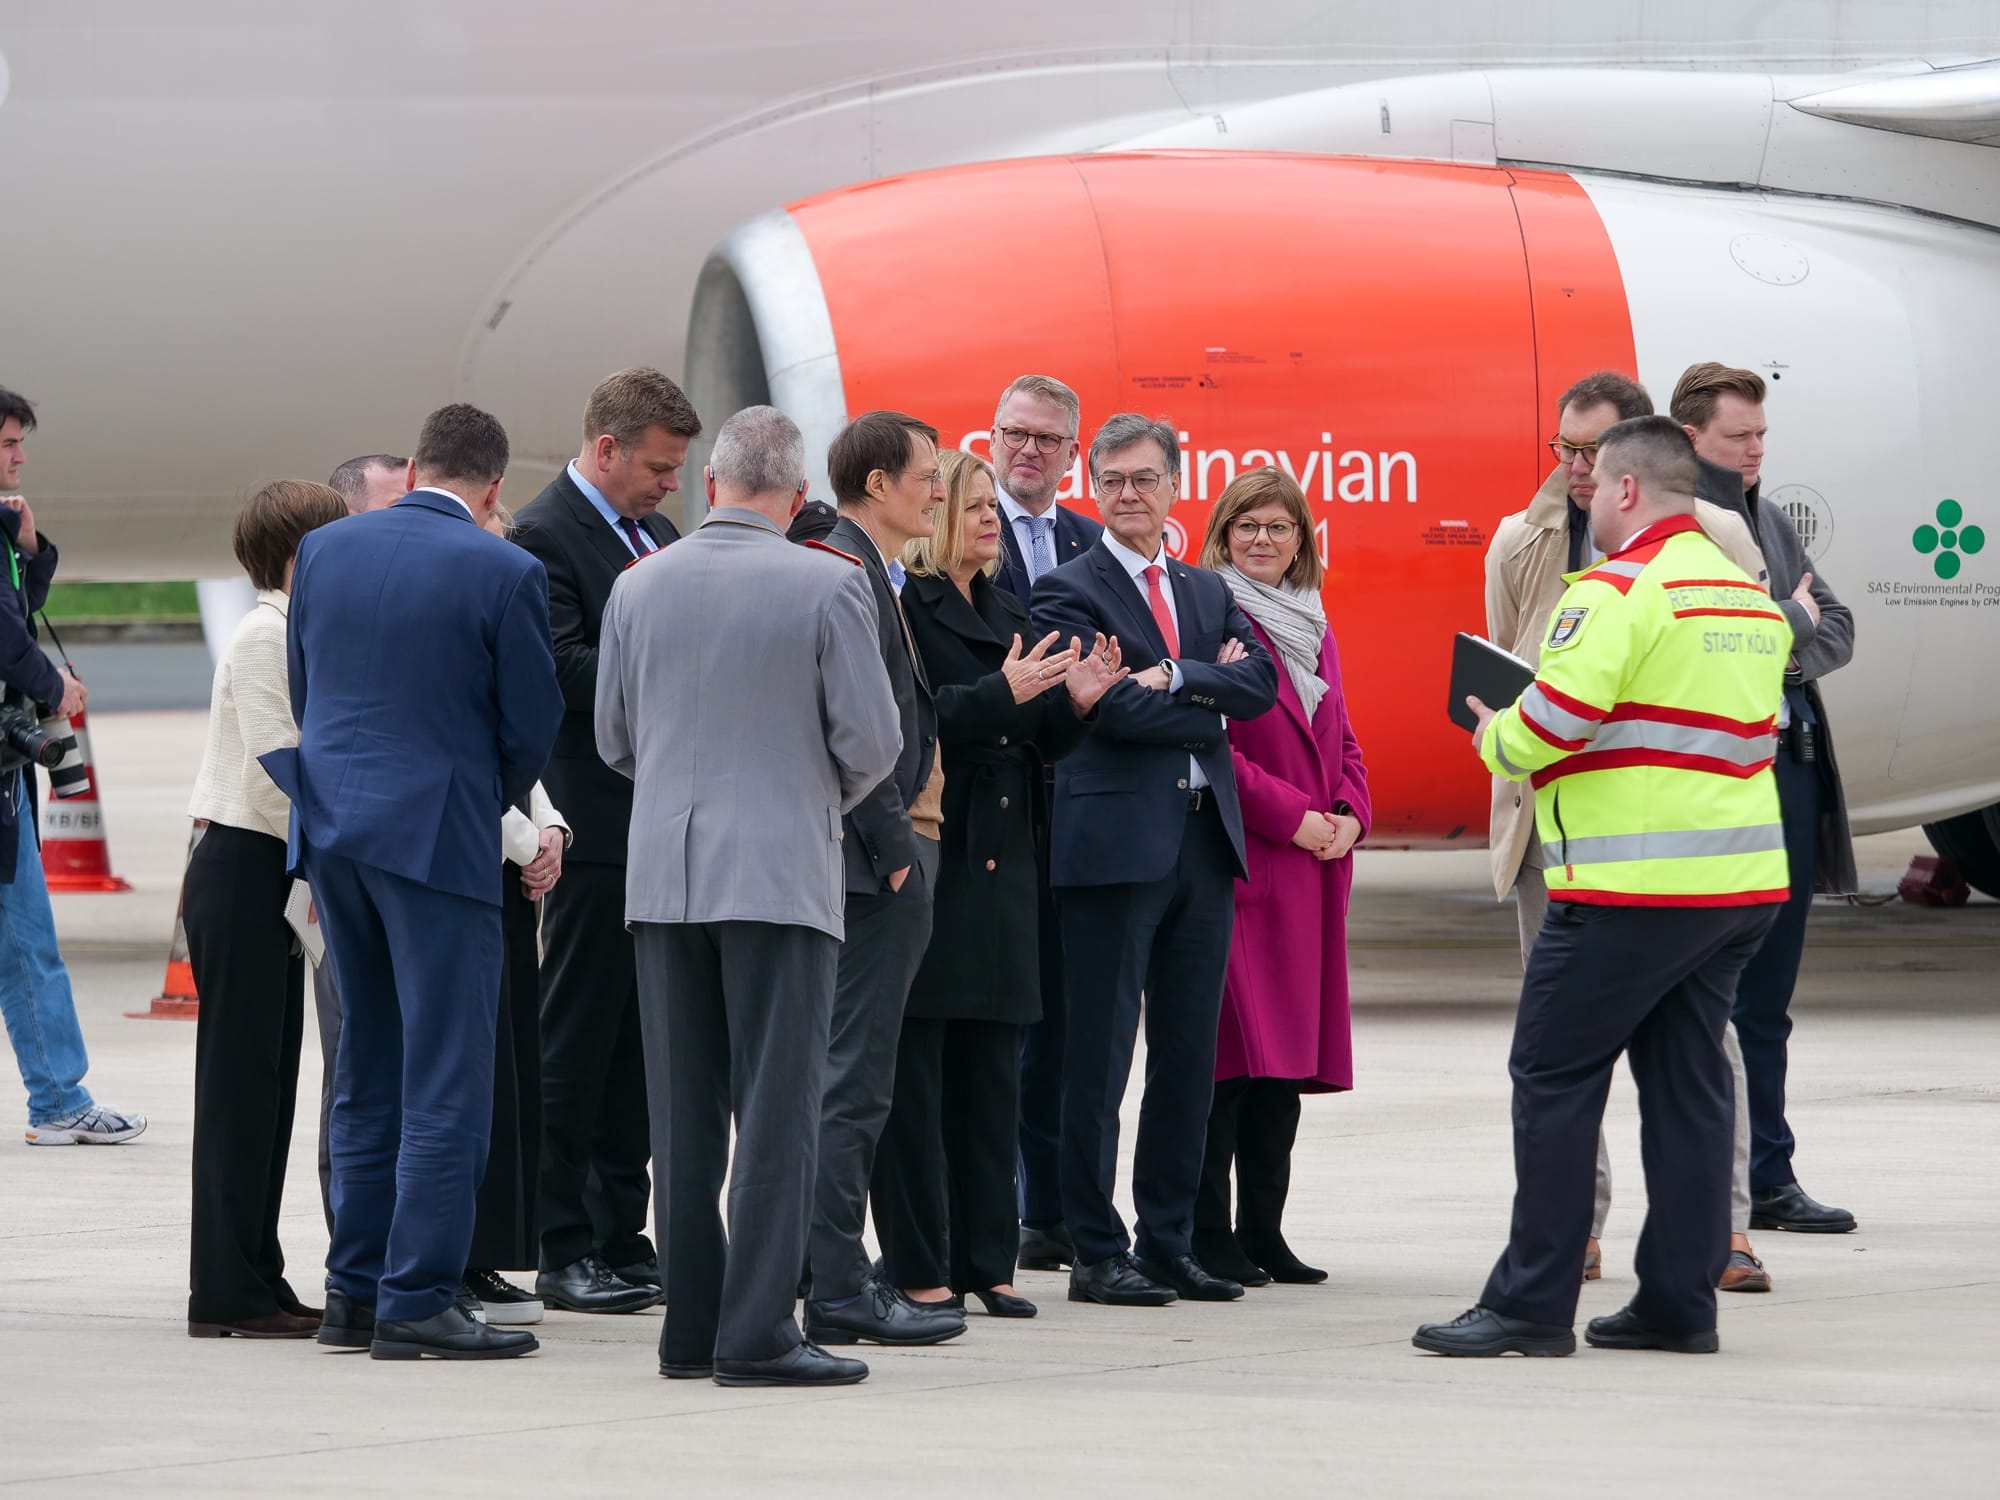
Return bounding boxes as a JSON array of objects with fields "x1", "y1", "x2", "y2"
[{"x1": 26, "y1": 1104, "x2": 148, "y2": 1146}]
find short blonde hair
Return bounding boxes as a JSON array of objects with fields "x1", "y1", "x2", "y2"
[
  {"x1": 1199, "y1": 467, "x2": 1322, "y2": 589},
  {"x1": 905, "y1": 448, "x2": 1001, "y2": 580}
]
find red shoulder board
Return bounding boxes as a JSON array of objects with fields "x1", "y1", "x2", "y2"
[{"x1": 803, "y1": 540, "x2": 865, "y2": 566}]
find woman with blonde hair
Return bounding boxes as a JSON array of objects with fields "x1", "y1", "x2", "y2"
[
  {"x1": 869, "y1": 447, "x2": 1123, "y2": 1317},
  {"x1": 1192, "y1": 466, "x2": 1370, "y2": 1286}
]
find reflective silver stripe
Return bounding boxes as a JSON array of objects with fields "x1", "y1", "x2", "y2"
[
  {"x1": 1519, "y1": 683, "x2": 1599, "y2": 743},
  {"x1": 1542, "y1": 823, "x2": 1786, "y2": 867},
  {"x1": 1489, "y1": 724, "x2": 1531, "y2": 779},
  {"x1": 1588, "y1": 560, "x2": 1645, "y2": 578},
  {"x1": 1585, "y1": 720, "x2": 1776, "y2": 766}
]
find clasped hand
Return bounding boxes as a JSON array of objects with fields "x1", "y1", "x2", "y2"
[
  {"x1": 520, "y1": 826, "x2": 564, "y2": 899},
  {"x1": 1293, "y1": 809, "x2": 1362, "y2": 861}
]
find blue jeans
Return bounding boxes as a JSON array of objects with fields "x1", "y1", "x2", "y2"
[{"x1": 0, "y1": 773, "x2": 94, "y2": 1124}]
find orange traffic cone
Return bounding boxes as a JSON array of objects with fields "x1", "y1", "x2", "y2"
[
  {"x1": 129, "y1": 825, "x2": 202, "y2": 1020},
  {"x1": 38, "y1": 708, "x2": 131, "y2": 893}
]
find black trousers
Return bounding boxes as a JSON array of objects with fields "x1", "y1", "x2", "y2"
[
  {"x1": 1733, "y1": 745, "x2": 1822, "y2": 1192},
  {"x1": 873, "y1": 1017, "x2": 1024, "y2": 1292},
  {"x1": 808, "y1": 838, "x2": 937, "y2": 1302},
  {"x1": 1480, "y1": 900, "x2": 1777, "y2": 1334},
  {"x1": 1195, "y1": 1077, "x2": 1304, "y2": 1248},
  {"x1": 537, "y1": 860, "x2": 652, "y2": 1270},
  {"x1": 1016, "y1": 841, "x2": 1067, "y2": 1232},
  {"x1": 183, "y1": 823, "x2": 305, "y2": 1323},
  {"x1": 1056, "y1": 801, "x2": 1236, "y2": 1266},
  {"x1": 634, "y1": 920, "x2": 836, "y2": 1364},
  {"x1": 466, "y1": 875, "x2": 542, "y2": 1271}
]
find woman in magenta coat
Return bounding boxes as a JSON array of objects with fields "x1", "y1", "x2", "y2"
[{"x1": 1192, "y1": 467, "x2": 1370, "y2": 1287}]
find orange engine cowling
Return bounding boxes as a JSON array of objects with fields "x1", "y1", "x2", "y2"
[{"x1": 685, "y1": 151, "x2": 1635, "y2": 846}]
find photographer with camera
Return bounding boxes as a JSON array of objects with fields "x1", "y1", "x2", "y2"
[{"x1": 0, "y1": 386, "x2": 146, "y2": 1146}]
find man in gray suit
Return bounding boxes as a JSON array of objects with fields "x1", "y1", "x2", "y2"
[{"x1": 596, "y1": 405, "x2": 900, "y2": 1389}]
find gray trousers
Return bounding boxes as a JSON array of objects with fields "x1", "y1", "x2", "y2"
[
  {"x1": 1516, "y1": 847, "x2": 1751, "y2": 1236},
  {"x1": 808, "y1": 835, "x2": 937, "y2": 1303},
  {"x1": 311, "y1": 959, "x2": 341, "y2": 1235},
  {"x1": 635, "y1": 919, "x2": 835, "y2": 1365}
]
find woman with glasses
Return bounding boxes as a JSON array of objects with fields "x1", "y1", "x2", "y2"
[
  {"x1": 1191, "y1": 467, "x2": 1370, "y2": 1287},
  {"x1": 869, "y1": 448, "x2": 1122, "y2": 1317}
]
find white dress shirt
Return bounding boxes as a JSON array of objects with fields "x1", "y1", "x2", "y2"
[
  {"x1": 1098, "y1": 532, "x2": 1208, "y2": 790},
  {"x1": 409, "y1": 484, "x2": 477, "y2": 520}
]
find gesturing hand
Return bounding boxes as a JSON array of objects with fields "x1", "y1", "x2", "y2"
[
  {"x1": 1216, "y1": 637, "x2": 1247, "y2": 665},
  {"x1": 1001, "y1": 631, "x2": 1080, "y2": 705},
  {"x1": 1064, "y1": 633, "x2": 1129, "y2": 715}
]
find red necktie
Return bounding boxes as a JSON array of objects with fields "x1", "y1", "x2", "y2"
[
  {"x1": 617, "y1": 517, "x2": 652, "y2": 556},
  {"x1": 1143, "y1": 564, "x2": 1180, "y2": 657}
]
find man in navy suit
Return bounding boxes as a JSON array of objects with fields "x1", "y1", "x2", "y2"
[
  {"x1": 264, "y1": 404, "x2": 563, "y2": 1361},
  {"x1": 1031, "y1": 412, "x2": 1277, "y2": 1308},
  {"x1": 987, "y1": 374, "x2": 1105, "y2": 1276}
]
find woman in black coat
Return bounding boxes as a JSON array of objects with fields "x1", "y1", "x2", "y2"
[{"x1": 870, "y1": 449, "x2": 1124, "y2": 1317}]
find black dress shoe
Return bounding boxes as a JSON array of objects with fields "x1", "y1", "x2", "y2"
[
  {"x1": 1068, "y1": 1252, "x2": 1178, "y2": 1307},
  {"x1": 805, "y1": 1279, "x2": 966, "y2": 1346},
  {"x1": 1411, "y1": 1305, "x2": 1575, "y2": 1357},
  {"x1": 613, "y1": 1254, "x2": 664, "y2": 1292},
  {"x1": 1750, "y1": 1183, "x2": 1856, "y2": 1234},
  {"x1": 714, "y1": 1342, "x2": 868, "y2": 1387},
  {"x1": 1585, "y1": 1305, "x2": 1719, "y2": 1354},
  {"x1": 1192, "y1": 1231, "x2": 1273, "y2": 1288},
  {"x1": 318, "y1": 1288, "x2": 376, "y2": 1349},
  {"x1": 1238, "y1": 1230, "x2": 1329, "y2": 1285},
  {"x1": 536, "y1": 1254, "x2": 663, "y2": 1314},
  {"x1": 1018, "y1": 1224, "x2": 1075, "y2": 1272},
  {"x1": 1136, "y1": 1253, "x2": 1245, "y2": 1302},
  {"x1": 371, "y1": 1303, "x2": 539, "y2": 1360},
  {"x1": 967, "y1": 1287, "x2": 1038, "y2": 1318},
  {"x1": 660, "y1": 1360, "x2": 714, "y2": 1379}
]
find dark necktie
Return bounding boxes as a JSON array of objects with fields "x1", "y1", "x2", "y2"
[{"x1": 617, "y1": 517, "x2": 652, "y2": 556}]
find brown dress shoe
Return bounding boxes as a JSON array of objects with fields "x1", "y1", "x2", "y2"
[
  {"x1": 1718, "y1": 1250, "x2": 1772, "y2": 1293},
  {"x1": 1582, "y1": 1238, "x2": 1602, "y2": 1283},
  {"x1": 189, "y1": 1309, "x2": 323, "y2": 1339}
]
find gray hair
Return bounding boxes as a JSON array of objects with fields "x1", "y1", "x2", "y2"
[
  {"x1": 1089, "y1": 412, "x2": 1179, "y2": 480},
  {"x1": 993, "y1": 374, "x2": 1080, "y2": 434},
  {"x1": 1594, "y1": 415, "x2": 1699, "y2": 499},
  {"x1": 709, "y1": 405, "x2": 806, "y2": 498}
]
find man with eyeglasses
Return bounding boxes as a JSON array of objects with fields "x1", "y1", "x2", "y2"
[
  {"x1": 1031, "y1": 412, "x2": 1277, "y2": 1308},
  {"x1": 1482, "y1": 371, "x2": 1772, "y2": 1293},
  {"x1": 801, "y1": 411, "x2": 967, "y2": 1349},
  {"x1": 986, "y1": 374, "x2": 1104, "y2": 1277}
]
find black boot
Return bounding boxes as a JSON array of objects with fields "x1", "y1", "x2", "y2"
[
  {"x1": 1235, "y1": 1081, "x2": 1327, "y2": 1285},
  {"x1": 1193, "y1": 1081, "x2": 1270, "y2": 1286}
]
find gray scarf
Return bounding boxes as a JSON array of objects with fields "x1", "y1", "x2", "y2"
[{"x1": 1216, "y1": 564, "x2": 1327, "y2": 720}]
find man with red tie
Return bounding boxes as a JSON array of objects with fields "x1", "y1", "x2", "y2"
[{"x1": 1030, "y1": 413, "x2": 1278, "y2": 1307}]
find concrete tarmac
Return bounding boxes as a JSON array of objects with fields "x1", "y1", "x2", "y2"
[{"x1": 4, "y1": 713, "x2": 1996, "y2": 1497}]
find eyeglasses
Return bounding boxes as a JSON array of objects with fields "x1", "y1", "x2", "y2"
[
  {"x1": 1229, "y1": 519, "x2": 1297, "y2": 544},
  {"x1": 1095, "y1": 469, "x2": 1165, "y2": 496},
  {"x1": 1549, "y1": 438, "x2": 1599, "y2": 467},
  {"x1": 902, "y1": 468, "x2": 943, "y2": 487},
  {"x1": 997, "y1": 427, "x2": 1072, "y2": 454}
]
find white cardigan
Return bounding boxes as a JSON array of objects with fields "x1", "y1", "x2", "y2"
[{"x1": 189, "y1": 589, "x2": 569, "y2": 861}]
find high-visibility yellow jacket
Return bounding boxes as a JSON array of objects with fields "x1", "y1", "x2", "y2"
[{"x1": 1480, "y1": 513, "x2": 1790, "y2": 906}]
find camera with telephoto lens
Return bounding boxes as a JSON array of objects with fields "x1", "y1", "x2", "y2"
[{"x1": 0, "y1": 693, "x2": 88, "y2": 797}]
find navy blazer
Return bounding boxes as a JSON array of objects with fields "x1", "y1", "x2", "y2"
[
  {"x1": 994, "y1": 500, "x2": 1103, "y2": 605},
  {"x1": 1030, "y1": 541, "x2": 1277, "y2": 887},
  {"x1": 261, "y1": 489, "x2": 564, "y2": 907}
]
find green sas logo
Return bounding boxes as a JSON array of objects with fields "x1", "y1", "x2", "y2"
[{"x1": 1913, "y1": 499, "x2": 1983, "y2": 579}]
